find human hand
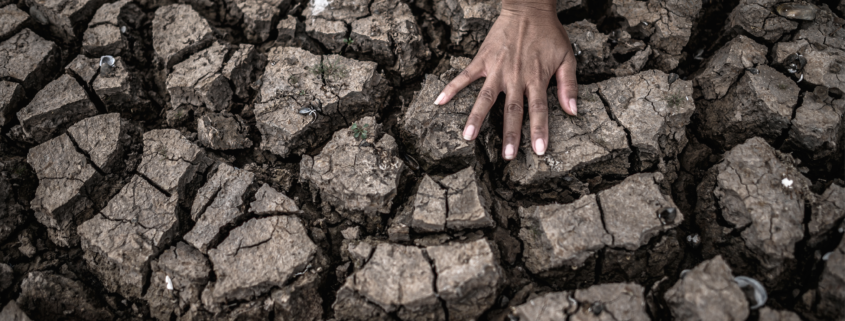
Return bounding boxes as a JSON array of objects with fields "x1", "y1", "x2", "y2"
[{"x1": 433, "y1": 1, "x2": 578, "y2": 160}]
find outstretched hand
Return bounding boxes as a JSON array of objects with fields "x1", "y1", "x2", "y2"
[{"x1": 434, "y1": 1, "x2": 578, "y2": 160}]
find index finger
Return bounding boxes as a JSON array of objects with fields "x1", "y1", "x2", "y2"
[{"x1": 435, "y1": 60, "x2": 485, "y2": 105}]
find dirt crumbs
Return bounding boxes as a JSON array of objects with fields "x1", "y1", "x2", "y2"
[{"x1": 0, "y1": 0, "x2": 843, "y2": 320}]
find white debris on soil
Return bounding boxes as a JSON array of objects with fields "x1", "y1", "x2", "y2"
[
  {"x1": 312, "y1": 0, "x2": 330, "y2": 16},
  {"x1": 165, "y1": 275, "x2": 173, "y2": 290},
  {"x1": 782, "y1": 178, "x2": 794, "y2": 188}
]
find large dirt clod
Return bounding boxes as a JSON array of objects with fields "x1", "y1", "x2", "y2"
[
  {"x1": 693, "y1": 35, "x2": 769, "y2": 101},
  {"x1": 256, "y1": 47, "x2": 389, "y2": 157},
  {"x1": 664, "y1": 256, "x2": 749, "y2": 321},
  {"x1": 512, "y1": 283, "x2": 649, "y2": 321},
  {"x1": 197, "y1": 113, "x2": 253, "y2": 150},
  {"x1": 611, "y1": 0, "x2": 702, "y2": 71},
  {"x1": 300, "y1": 117, "x2": 404, "y2": 228},
  {"x1": 598, "y1": 172, "x2": 683, "y2": 250},
  {"x1": 27, "y1": 134, "x2": 101, "y2": 247},
  {"x1": 25, "y1": 0, "x2": 107, "y2": 41},
  {"x1": 16, "y1": 271, "x2": 114, "y2": 320},
  {"x1": 0, "y1": 80, "x2": 24, "y2": 127},
  {"x1": 817, "y1": 237, "x2": 845, "y2": 319},
  {"x1": 67, "y1": 113, "x2": 129, "y2": 174},
  {"x1": 808, "y1": 183, "x2": 845, "y2": 246},
  {"x1": 785, "y1": 89, "x2": 844, "y2": 161},
  {"x1": 519, "y1": 194, "x2": 610, "y2": 274},
  {"x1": 205, "y1": 215, "x2": 318, "y2": 305},
  {"x1": 16, "y1": 74, "x2": 97, "y2": 144},
  {"x1": 697, "y1": 65, "x2": 799, "y2": 151},
  {"x1": 696, "y1": 137, "x2": 811, "y2": 282},
  {"x1": 137, "y1": 129, "x2": 212, "y2": 201},
  {"x1": 0, "y1": 5, "x2": 29, "y2": 41},
  {"x1": 250, "y1": 183, "x2": 299, "y2": 215},
  {"x1": 427, "y1": 239, "x2": 503, "y2": 320},
  {"x1": 145, "y1": 242, "x2": 212, "y2": 321},
  {"x1": 725, "y1": 0, "x2": 798, "y2": 43},
  {"x1": 0, "y1": 29, "x2": 59, "y2": 92},
  {"x1": 185, "y1": 163, "x2": 255, "y2": 253},
  {"x1": 333, "y1": 242, "x2": 442, "y2": 321},
  {"x1": 597, "y1": 70, "x2": 694, "y2": 172},
  {"x1": 82, "y1": 0, "x2": 142, "y2": 56},
  {"x1": 152, "y1": 4, "x2": 215, "y2": 68},
  {"x1": 78, "y1": 175, "x2": 180, "y2": 299}
]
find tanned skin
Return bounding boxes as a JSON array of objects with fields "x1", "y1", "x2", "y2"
[{"x1": 434, "y1": 0, "x2": 578, "y2": 161}]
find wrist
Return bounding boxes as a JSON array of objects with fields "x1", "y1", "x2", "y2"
[{"x1": 501, "y1": 0, "x2": 558, "y2": 17}]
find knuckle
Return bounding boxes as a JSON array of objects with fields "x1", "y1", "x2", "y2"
[
  {"x1": 531, "y1": 128, "x2": 547, "y2": 140},
  {"x1": 459, "y1": 68, "x2": 473, "y2": 80},
  {"x1": 503, "y1": 132, "x2": 520, "y2": 143},
  {"x1": 478, "y1": 87, "x2": 496, "y2": 103},
  {"x1": 528, "y1": 100, "x2": 549, "y2": 114},
  {"x1": 505, "y1": 103, "x2": 523, "y2": 115}
]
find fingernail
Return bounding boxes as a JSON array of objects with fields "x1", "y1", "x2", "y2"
[
  {"x1": 569, "y1": 98, "x2": 578, "y2": 115},
  {"x1": 504, "y1": 144, "x2": 515, "y2": 160},
  {"x1": 434, "y1": 93, "x2": 446, "y2": 105},
  {"x1": 534, "y1": 139, "x2": 546, "y2": 155},
  {"x1": 463, "y1": 125, "x2": 475, "y2": 141}
]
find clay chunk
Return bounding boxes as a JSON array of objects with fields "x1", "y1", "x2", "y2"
[
  {"x1": 78, "y1": 175, "x2": 180, "y2": 299},
  {"x1": 16, "y1": 74, "x2": 97, "y2": 144},
  {"x1": 610, "y1": 0, "x2": 702, "y2": 70},
  {"x1": 166, "y1": 42, "x2": 233, "y2": 112},
  {"x1": 0, "y1": 28, "x2": 59, "y2": 91},
  {"x1": 27, "y1": 134, "x2": 101, "y2": 247},
  {"x1": 0, "y1": 5, "x2": 29, "y2": 41},
  {"x1": 664, "y1": 256, "x2": 749, "y2": 321},
  {"x1": 597, "y1": 172, "x2": 683, "y2": 251},
  {"x1": 197, "y1": 113, "x2": 253, "y2": 150},
  {"x1": 333, "y1": 243, "x2": 443, "y2": 321},
  {"x1": 786, "y1": 90, "x2": 844, "y2": 160},
  {"x1": 256, "y1": 47, "x2": 389, "y2": 157},
  {"x1": 440, "y1": 167, "x2": 494, "y2": 231},
  {"x1": 725, "y1": 0, "x2": 798, "y2": 43},
  {"x1": 137, "y1": 129, "x2": 211, "y2": 200},
  {"x1": 519, "y1": 194, "x2": 612, "y2": 273},
  {"x1": 152, "y1": 4, "x2": 214, "y2": 68},
  {"x1": 16, "y1": 271, "x2": 113, "y2": 321},
  {"x1": 82, "y1": 0, "x2": 141, "y2": 56},
  {"x1": 597, "y1": 70, "x2": 694, "y2": 171},
  {"x1": 401, "y1": 66, "x2": 482, "y2": 169},
  {"x1": 809, "y1": 184, "x2": 845, "y2": 244},
  {"x1": 697, "y1": 65, "x2": 799, "y2": 150},
  {"x1": 145, "y1": 242, "x2": 212, "y2": 321},
  {"x1": 513, "y1": 283, "x2": 649, "y2": 321},
  {"x1": 702, "y1": 137, "x2": 810, "y2": 278},
  {"x1": 185, "y1": 163, "x2": 255, "y2": 253},
  {"x1": 694, "y1": 35, "x2": 769, "y2": 101},
  {"x1": 67, "y1": 113, "x2": 128, "y2": 174},
  {"x1": 427, "y1": 239, "x2": 503, "y2": 320},
  {"x1": 25, "y1": 0, "x2": 107, "y2": 41},
  {"x1": 817, "y1": 237, "x2": 845, "y2": 319},
  {"x1": 0, "y1": 80, "x2": 24, "y2": 127},
  {"x1": 206, "y1": 215, "x2": 318, "y2": 304},
  {"x1": 300, "y1": 117, "x2": 404, "y2": 227},
  {"x1": 250, "y1": 183, "x2": 299, "y2": 215}
]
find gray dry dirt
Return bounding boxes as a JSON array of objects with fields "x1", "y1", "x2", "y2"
[{"x1": 0, "y1": 0, "x2": 844, "y2": 320}]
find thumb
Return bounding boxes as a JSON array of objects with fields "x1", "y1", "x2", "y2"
[{"x1": 555, "y1": 52, "x2": 578, "y2": 116}]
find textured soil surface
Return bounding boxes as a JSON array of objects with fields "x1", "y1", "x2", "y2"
[{"x1": 0, "y1": 0, "x2": 844, "y2": 320}]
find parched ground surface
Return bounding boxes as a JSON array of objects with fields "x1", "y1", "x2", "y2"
[{"x1": 0, "y1": 0, "x2": 844, "y2": 320}]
